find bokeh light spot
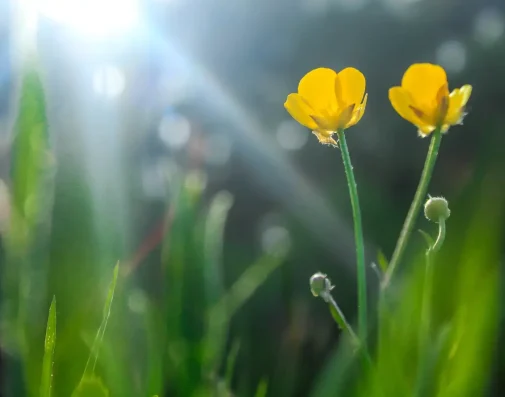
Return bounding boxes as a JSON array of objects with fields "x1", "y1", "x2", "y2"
[
  {"x1": 435, "y1": 40, "x2": 467, "y2": 74},
  {"x1": 300, "y1": 0, "x2": 330, "y2": 15},
  {"x1": 474, "y1": 8, "x2": 505, "y2": 46},
  {"x1": 128, "y1": 289, "x2": 148, "y2": 314},
  {"x1": 261, "y1": 226, "x2": 291, "y2": 257},
  {"x1": 205, "y1": 134, "x2": 233, "y2": 166},
  {"x1": 276, "y1": 120, "x2": 309, "y2": 151},
  {"x1": 336, "y1": 0, "x2": 367, "y2": 12},
  {"x1": 381, "y1": 0, "x2": 421, "y2": 18},
  {"x1": 159, "y1": 114, "x2": 191, "y2": 149}
]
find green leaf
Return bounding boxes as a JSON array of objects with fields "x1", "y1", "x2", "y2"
[
  {"x1": 71, "y1": 376, "x2": 109, "y2": 397},
  {"x1": 11, "y1": 64, "x2": 51, "y2": 227},
  {"x1": 204, "y1": 191, "x2": 234, "y2": 306},
  {"x1": 40, "y1": 296, "x2": 56, "y2": 397},
  {"x1": 203, "y1": 253, "x2": 285, "y2": 375},
  {"x1": 418, "y1": 229, "x2": 435, "y2": 249},
  {"x1": 83, "y1": 262, "x2": 120, "y2": 377},
  {"x1": 254, "y1": 379, "x2": 268, "y2": 397},
  {"x1": 225, "y1": 339, "x2": 241, "y2": 387},
  {"x1": 102, "y1": 262, "x2": 119, "y2": 320},
  {"x1": 377, "y1": 249, "x2": 389, "y2": 273}
]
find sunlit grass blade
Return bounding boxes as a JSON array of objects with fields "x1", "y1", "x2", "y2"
[
  {"x1": 11, "y1": 63, "x2": 51, "y2": 227},
  {"x1": 82, "y1": 262, "x2": 119, "y2": 377},
  {"x1": 204, "y1": 191, "x2": 234, "y2": 306},
  {"x1": 225, "y1": 339, "x2": 241, "y2": 387},
  {"x1": 376, "y1": 250, "x2": 389, "y2": 273},
  {"x1": 71, "y1": 376, "x2": 109, "y2": 397},
  {"x1": 40, "y1": 296, "x2": 56, "y2": 397}
]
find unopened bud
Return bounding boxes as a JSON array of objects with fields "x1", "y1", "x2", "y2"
[
  {"x1": 310, "y1": 272, "x2": 333, "y2": 299},
  {"x1": 424, "y1": 196, "x2": 450, "y2": 223}
]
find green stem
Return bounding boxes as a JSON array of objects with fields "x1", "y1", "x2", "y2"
[
  {"x1": 415, "y1": 218, "x2": 446, "y2": 397},
  {"x1": 326, "y1": 293, "x2": 360, "y2": 345},
  {"x1": 336, "y1": 129, "x2": 367, "y2": 342},
  {"x1": 431, "y1": 218, "x2": 446, "y2": 253},
  {"x1": 382, "y1": 128, "x2": 443, "y2": 289},
  {"x1": 325, "y1": 293, "x2": 373, "y2": 367}
]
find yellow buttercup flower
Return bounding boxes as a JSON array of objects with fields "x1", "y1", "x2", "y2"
[
  {"x1": 284, "y1": 67, "x2": 367, "y2": 146},
  {"x1": 389, "y1": 63, "x2": 472, "y2": 137}
]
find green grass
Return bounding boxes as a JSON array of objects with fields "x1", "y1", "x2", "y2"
[{"x1": 1, "y1": 59, "x2": 503, "y2": 397}]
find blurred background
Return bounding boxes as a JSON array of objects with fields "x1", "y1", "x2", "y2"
[{"x1": 1, "y1": 0, "x2": 505, "y2": 396}]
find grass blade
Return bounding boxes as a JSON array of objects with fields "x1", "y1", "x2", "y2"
[
  {"x1": 225, "y1": 339, "x2": 241, "y2": 387},
  {"x1": 377, "y1": 250, "x2": 389, "y2": 273},
  {"x1": 203, "y1": 252, "x2": 285, "y2": 375},
  {"x1": 254, "y1": 379, "x2": 268, "y2": 397},
  {"x1": 204, "y1": 191, "x2": 234, "y2": 306},
  {"x1": 40, "y1": 296, "x2": 56, "y2": 397},
  {"x1": 82, "y1": 262, "x2": 119, "y2": 377}
]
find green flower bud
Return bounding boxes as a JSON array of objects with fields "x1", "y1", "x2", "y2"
[
  {"x1": 310, "y1": 272, "x2": 333, "y2": 298},
  {"x1": 424, "y1": 196, "x2": 450, "y2": 223}
]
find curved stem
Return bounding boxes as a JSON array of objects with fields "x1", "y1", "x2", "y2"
[
  {"x1": 325, "y1": 293, "x2": 373, "y2": 367},
  {"x1": 382, "y1": 129, "x2": 443, "y2": 289},
  {"x1": 431, "y1": 218, "x2": 446, "y2": 253},
  {"x1": 336, "y1": 129, "x2": 367, "y2": 342},
  {"x1": 326, "y1": 293, "x2": 360, "y2": 345},
  {"x1": 415, "y1": 218, "x2": 446, "y2": 397}
]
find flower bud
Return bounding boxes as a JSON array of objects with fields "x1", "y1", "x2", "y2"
[
  {"x1": 310, "y1": 272, "x2": 333, "y2": 298},
  {"x1": 424, "y1": 196, "x2": 450, "y2": 223}
]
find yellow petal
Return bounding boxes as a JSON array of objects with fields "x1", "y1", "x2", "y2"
[
  {"x1": 346, "y1": 93, "x2": 368, "y2": 128},
  {"x1": 401, "y1": 63, "x2": 448, "y2": 111},
  {"x1": 445, "y1": 85, "x2": 472, "y2": 125},
  {"x1": 284, "y1": 93, "x2": 319, "y2": 130},
  {"x1": 336, "y1": 67, "x2": 366, "y2": 107},
  {"x1": 298, "y1": 68, "x2": 339, "y2": 113},
  {"x1": 310, "y1": 115, "x2": 336, "y2": 131},
  {"x1": 337, "y1": 104, "x2": 356, "y2": 129},
  {"x1": 389, "y1": 86, "x2": 431, "y2": 128}
]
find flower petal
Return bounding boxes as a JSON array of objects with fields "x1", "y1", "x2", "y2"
[
  {"x1": 336, "y1": 67, "x2": 366, "y2": 107},
  {"x1": 298, "y1": 68, "x2": 339, "y2": 113},
  {"x1": 346, "y1": 93, "x2": 367, "y2": 128},
  {"x1": 445, "y1": 85, "x2": 472, "y2": 125},
  {"x1": 284, "y1": 93, "x2": 319, "y2": 130},
  {"x1": 389, "y1": 86, "x2": 431, "y2": 128},
  {"x1": 337, "y1": 104, "x2": 356, "y2": 129},
  {"x1": 401, "y1": 63, "x2": 448, "y2": 111}
]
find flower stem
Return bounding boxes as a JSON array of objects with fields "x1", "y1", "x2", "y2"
[
  {"x1": 431, "y1": 218, "x2": 446, "y2": 254},
  {"x1": 382, "y1": 128, "x2": 443, "y2": 289},
  {"x1": 324, "y1": 292, "x2": 373, "y2": 367},
  {"x1": 326, "y1": 293, "x2": 360, "y2": 345},
  {"x1": 336, "y1": 129, "x2": 367, "y2": 342},
  {"x1": 415, "y1": 218, "x2": 446, "y2": 397}
]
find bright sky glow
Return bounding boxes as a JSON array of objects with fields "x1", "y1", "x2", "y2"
[
  {"x1": 35, "y1": 0, "x2": 140, "y2": 38},
  {"x1": 93, "y1": 66, "x2": 126, "y2": 98}
]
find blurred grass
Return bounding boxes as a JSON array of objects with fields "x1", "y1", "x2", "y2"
[
  {"x1": 1, "y1": 62, "x2": 288, "y2": 397},
  {"x1": 312, "y1": 166, "x2": 504, "y2": 397},
  {"x1": 1, "y1": 57, "x2": 505, "y2": 397},
  {"x1": 40, "y1": 296, "x2": 56, "y2": 397}
]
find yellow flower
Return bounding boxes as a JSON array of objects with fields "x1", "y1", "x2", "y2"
[
  {"x1": 389, "y1": 63, "x2": 472, "y2": 137},
  {"x1": 284, "y1": 67, "x2": 367, "y2": 146}
]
